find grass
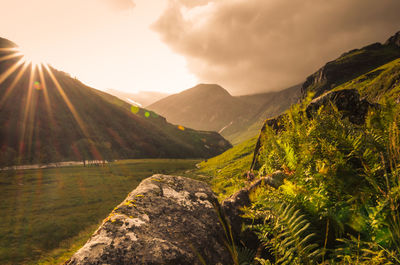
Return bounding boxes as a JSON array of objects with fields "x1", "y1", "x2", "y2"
[
  {"x1": 0, "y1": 159, "x2": 200, "y2": 265},
  {"x1": 333, "y1": 58, "x2": 400, "y2": 102},
  {"x1": 197, "y1": 136, "x2": 257, "y2": 200}
]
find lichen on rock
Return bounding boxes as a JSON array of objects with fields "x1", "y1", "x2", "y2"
[{"x1": 66, "y1": 174, "x2": 231, "y2": 265}]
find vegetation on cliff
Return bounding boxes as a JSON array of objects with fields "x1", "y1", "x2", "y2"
[{"x1": 199, "y1": 31, "x2": 400, "y2": 264}]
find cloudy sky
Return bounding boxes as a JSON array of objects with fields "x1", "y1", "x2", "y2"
[{"x1": 1, "y1": 0, "x2": 400, "y2": 95}]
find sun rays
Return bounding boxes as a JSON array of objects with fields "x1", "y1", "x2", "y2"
[{"x1": 0, "y1": 46, "x2": 105, "y2": 164}]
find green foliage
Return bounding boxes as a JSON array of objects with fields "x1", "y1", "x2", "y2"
[
  {"x1": 334, "y1": 58, "x2": 400, "y2": 102},
  {"x1": 303, "y1": 43, "x2": 400, "y2": 98},
  {"x1": 250, "y1": 204, "x2": 322, "y2": 265},
  {"x1": 197, "y1": 136, "x2": 258, "y2": 200},
  {"x1": 204, "y1": 90, "x2": 400, "y2": 264},
  {"x1": 245, "y1": 98, "x2": 400, "y2": 264},
  {"x1": 334, "y1": 235, "x2": 400, "y2": 264}
]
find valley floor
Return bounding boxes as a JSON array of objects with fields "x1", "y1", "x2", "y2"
[{"x1": 0, "y1": 159, "x2": 201, "y2": 265}]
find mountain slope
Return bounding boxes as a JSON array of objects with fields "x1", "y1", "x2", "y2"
[
  {"x1": 148, "y1": 84, "x2": 301, "y2": 144},
  {"x1": 333, "y1": 58, "x2": 400, "y2": 102},
  {"x1": 302, "y1": 31, "x2": 400, "y2": 98},
  {"x1": 0, "y1": 37, "x2": 231, "y2": 166},
  {"x1": 148, "y1": 84, "x2": 252, "y2": 132},
  {"x1": 197, "y1": 30, "x2": 400, "y2": 264}
]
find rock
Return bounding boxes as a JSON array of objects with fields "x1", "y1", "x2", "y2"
[
  {"x1": 221, "y1": 171, "x2": 287, "y2": 237},
  {"x1": 66, "y1": 175, "x2": 231, "y2": 265},
  {"x1": 306, "y1": 89, "x2": 376, "y2": 125},
  {"x1": 385, "y1": 31, "x2": 400, "y2": 47},
  {"x1": 301, "y1": 31, "x2": 400, "y2": 99}
]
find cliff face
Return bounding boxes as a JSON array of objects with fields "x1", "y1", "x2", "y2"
[
  {"x1": 67, "y1": 175, "x2": 231, "y2": 265},
  {"x1": 301, "y1": 31, "x2": 400, "y2": 99}
]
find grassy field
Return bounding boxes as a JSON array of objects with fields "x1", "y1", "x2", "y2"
[
  {"x1": 197, "y1": 136, "x2": 257, "y2": 200},
  {"x1": 0, "y1": 159, "x2": 200, "y2": 265}
]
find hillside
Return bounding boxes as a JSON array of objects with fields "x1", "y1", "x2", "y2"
[
  {"x1": 302, "y1": 31, "x2": 400, "y2": 99},
  {"x1": 105, "y1": 89, "x2": 169, "y2": 107},
  {"x1": 0, "y1": 37, "x2": 231, "y2": 166},
  {"x1": 148, "y1": 84, "x2": 252, "y2": 132},
  {"x1": 148, "y1": 83, "x2": 301, "y2": 144},
  {"x1": 197, "y1": 30, "x2": 400, "y2": 264},
  {"x1": 333, "y1": 58, "x2": 400, "y2": 102}
]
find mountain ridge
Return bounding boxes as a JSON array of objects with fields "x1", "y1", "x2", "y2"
[
  {"x1": 301, "y1": 30, "x2": 400, "y2": 99},
  {"x1": 148, "y1": 83, "x2": 301, "y2": 144},
  {"x1": 0, "y1": 37, "x2": 231, "y2": 166}
]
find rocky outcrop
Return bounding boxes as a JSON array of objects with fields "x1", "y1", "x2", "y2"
[
  {"x1": 301, "y1": 31, "x2": 400, "y2": 98},
  {"x1": 385, "y1": 31, "x2": 400, "y2": 47},
  {"x1": 306, "y1": 89, "x2": 376, "y2": 125},
  {"x1": 221, "y1": 171, "x2": 287, "y2": 236},
  {"x1": 66, "y1": 175, "x2": 231, "y2": 265},
  {"x1": 251, "y1": 89, "x2": 377, "y2": 170}
]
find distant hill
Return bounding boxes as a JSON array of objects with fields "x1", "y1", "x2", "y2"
[
  {"x1": 0, "y1": 37, "x2": 231, "y2": 166},
  {"x1": 106, "y1": 89, "x2": 169, "y2": 107},
  {"x1": 148, "y1": 83, "x2": 301, "y2": 144}
]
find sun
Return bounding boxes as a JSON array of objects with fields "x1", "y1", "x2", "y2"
[{"x1": 16, "y1": 46, "x2": 47, "y2": 68}]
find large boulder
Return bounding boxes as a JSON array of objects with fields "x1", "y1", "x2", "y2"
[{"x1": 66, "y1": 175, "x2": 231, "y2": 265}]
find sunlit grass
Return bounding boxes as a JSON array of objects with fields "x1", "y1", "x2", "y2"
[
  {"x1": 0, "y1": 159, "x2": 201, "y2": 265},
  {"x1": 197, "y1": 136, "x2": 257, "y2": 200}
]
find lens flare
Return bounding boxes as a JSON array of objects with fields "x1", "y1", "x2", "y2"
[
  {"x1": 144, "y1": 112, "x2": 150, "y2": 118},
  {"x1": 178, "y1": 125, "x2": 185, "y2": 131},
  {"x1": 33, "y1": 81, "x2": 42, "y2": 90},
  {"x1": 130, "y1": 105, "x2": 139, "y2": 114}
]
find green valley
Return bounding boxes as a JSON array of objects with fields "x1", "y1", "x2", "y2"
[{"x1": 0, "y1": 159, "x2": 200, "y2": 265}]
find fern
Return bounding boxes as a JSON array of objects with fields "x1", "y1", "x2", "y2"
[{"x1": 250, "y1": 203, "x2": 322, "y2": 265}]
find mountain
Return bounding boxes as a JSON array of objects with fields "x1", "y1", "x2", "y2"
[
  {"x1": 148, "y1": 84, "x2": 301, "y2": 144},
  {"x1": 148, "y1": 83, "x2": 252, "y2": 132},
  {"x1": 106, "y1": 89, "x2": 169, "y2": 107},
  {"x1": 252, "y1": 31, "x2": 400, "y2": 171},
  {"x1": 0, "y1": 37, "x2": 231, "y2": 166},
  {"x1": 302, "y1": 31, "x2": 400, "y2": 99}
]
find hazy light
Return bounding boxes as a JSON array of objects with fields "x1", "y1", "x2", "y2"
[{"x1": 16, "y1": 46, "x2": 48, "y2": 68}]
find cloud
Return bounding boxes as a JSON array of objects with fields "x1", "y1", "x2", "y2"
[
  {"x1": 153, "y1": 0, "x2": 400, "y2": 95},
  {"x1": 104, "y1": 0, "x2": 135, "y2": 11}
]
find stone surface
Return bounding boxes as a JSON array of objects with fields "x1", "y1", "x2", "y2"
[
  {"x1": 66, "y1": 175, "x2": 231, "y2": 265},
  {"x1": 306, "y1": 89, "x2": 376, "y2": 125},
  {"x1": 221, "y1": 171, "x2": 286, "y2": 236}
]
